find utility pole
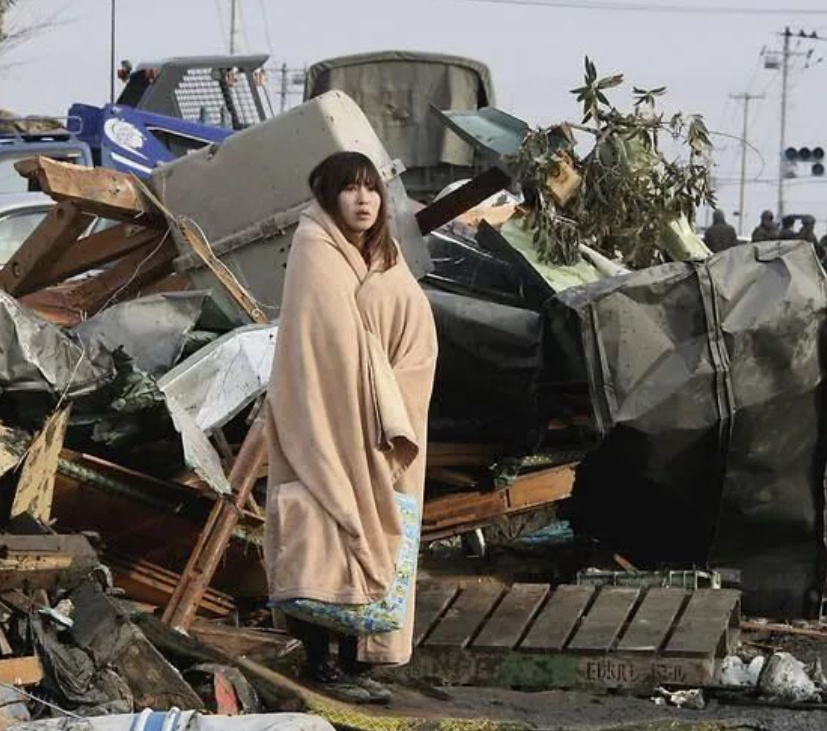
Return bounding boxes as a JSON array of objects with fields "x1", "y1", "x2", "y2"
[
  {"x1": 777, "y1": 27, "x2": 792, "y2": 219},
  {"x1": 229, "y1": 0, "x2": 240, "y2": 55},
  {"x1": 730, "y1": 92, "x2": 764, "y2": 236},
  {"x1": 280, "y1": 63, "x2": 288, "y2": 113},
  {"x1": 109, "y1": 0, "x2": 116, "y2": 103}
]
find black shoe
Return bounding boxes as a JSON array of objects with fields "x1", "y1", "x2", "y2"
[
  {"x1": 344, "y1": 672, "x2": 393, "y2": 705},
  {"x1": 301, "y1": 662, "x2": 373, "y2": 704}
]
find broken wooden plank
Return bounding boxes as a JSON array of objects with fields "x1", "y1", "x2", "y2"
[
  {"x1": 424, "y1": 582, "x2": 504, "y2": 649},
  {"x1": 105, "y1": 552, "x2": 236, "y2": 618},
  {"x1": 0, "y1": 657, "x2": 43, "y2": 687},
  {"x1": 415, "y1": 167, "x2": 511, "y2": 235},
  {"x1": 70, "y1": 579, "x2": 202, "y2": 709},
  {"x1": 175, "y1": 221, "x2": 268, "y2": 325},
  {"x1": 567, "y1": 587, "x2": 640, "y2": 653},
  {"x1": 20, "y1": 224, "x2": 161, "y2": 294},
  {"x1": 507, "y1": 465, "x2": 575, "y2": 507},
  {"x1": 426, "y1": 442, "x2": 504, "y2": 468},
  {"x1": 59, "y1": 237, "x2": 177, "y2": 315},
  {"x1": 14, "y1": 156, "x2": 164, "y2": 225},
  {"x1": 422, "y1": 463, "x2": 575, "y2": 542},
  {"x1": 12, "y1": 408, "x2": 71, "y2": 524},
  {"x1": 162, "y1": 417, "x2": 268, "y2": 631},
  {"x1": 521, "y1": 585, "x2": 595, "y2": 652},
  {"x1": 617, "y1": 588, "x2": 687, "y2": 654},
  {"x1": 473, "y1": 583, "x2": 549, "y2": 650},
  {"x1": 0, "y1": 534, "x2": 99, "y2": 592},
  {"x1": 0, "y1": 201, "x2": 93, "y2": 296},
  {"x1": 663, "y1": 589, "x2": 740, "y2": 659},
  {"x1": 413, "y1": 583, "x2": 459, "y2": 646}
]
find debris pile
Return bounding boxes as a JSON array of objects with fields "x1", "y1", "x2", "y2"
[{"x1": 0, "y1": 68, "x2": 825, "y2": 720}]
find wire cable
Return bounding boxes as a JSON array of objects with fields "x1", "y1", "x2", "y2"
[{"x1": 451, "y1": 0, "x2": 827, "y2": 15}]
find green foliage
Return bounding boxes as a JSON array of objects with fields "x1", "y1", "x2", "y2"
[{"x1": 508, "y1": 57, "x2": 717, "y2": 267}]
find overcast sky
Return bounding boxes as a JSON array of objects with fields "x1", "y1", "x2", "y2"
[{"x1": 3, "y1": 0, "x2": 827, "y2": 235}]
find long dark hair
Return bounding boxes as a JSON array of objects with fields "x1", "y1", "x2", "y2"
[{"x1": 308, "y1": 152, "x2": 398, "y2": 270}]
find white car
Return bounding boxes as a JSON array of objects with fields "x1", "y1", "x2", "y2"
[{"x1": 0, "y1": 192, "x2": 54, "y2": 266}]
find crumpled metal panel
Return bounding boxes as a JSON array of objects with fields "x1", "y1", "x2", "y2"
[
  {"x1": 74, "y1": 292, "x2": 208, "y2": 376},
  {"x1": 0, "y1": 290, "x2": 113, "y2": 397},
  {"x1": 165, "y1": 394, "x2": 231, "y2": 496},
  {"x1": 157, "y1": 324, "x2": 277, "y2": 433}
]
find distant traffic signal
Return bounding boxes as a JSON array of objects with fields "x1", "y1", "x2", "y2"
[{"x1": 784, "y1": 146, "x2": 825, "y2": 176}]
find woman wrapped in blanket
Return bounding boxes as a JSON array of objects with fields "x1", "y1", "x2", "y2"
[{"x1": 264, "y1": 152, "x2": 438, "y2": 704}]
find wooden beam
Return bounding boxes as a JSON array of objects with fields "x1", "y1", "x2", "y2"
[
  {"x1": 0, "y1": 657, "x2": 43, "y2": 687},
  {"x1": 421, "y1": 464, "x2": 575, "y2": 542},
  {"x1": 174, "y1": 220, "x2": 268, "y2": 325},
  {"x1": 59, "y1": 236, "x2": 176, "y2": 315},
  {"x1": 427, "y1": 442, "x2": 505, "y2": 468},
  {"x1": 0, "y1": 534, "x2": 99, "y2": 592},
  {"x1": 415, "y1": 167, "x2": 511, "y2": 235},
  {"x1": 14, "y1": 156, "x2": 164, "y2": 225},
  {"x1": 104, "y1": 552, "x2": 236, "y2": 618},
  {"x1": 20, "y1": 223, "x2": 161, "y2": 294},
  {"x1": 0, "y1": 201, "x2": 93, "y2": 295},
  {"x1": 162, "y1": 417, "x2": 267, "y2": 631}
]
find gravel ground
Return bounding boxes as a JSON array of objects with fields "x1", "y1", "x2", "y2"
[{"x1": 388, "y1": 684, "x2": 827, "y2": 731}]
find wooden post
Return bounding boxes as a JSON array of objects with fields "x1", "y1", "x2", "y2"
[{"x1": 161, "y1": 417, "x2": 267, "y2": 630}]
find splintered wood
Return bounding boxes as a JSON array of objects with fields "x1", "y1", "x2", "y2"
[
  {"x1": 3, "y1": 157, "x2": 180, "y2": 324},
  {"x1": 12, "y1": 408, "x2": 71, "y2": 524},
  {"x1": 409, "y1": 582, "x2": 741, "y2": 692}
]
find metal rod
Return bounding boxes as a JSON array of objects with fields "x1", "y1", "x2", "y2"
[
  {"x1": 778, "y1": 27, "x2": 791, "y2": 219},
  {"x1": 229, "y1": 0, "x2": 238, "y2": 54}
]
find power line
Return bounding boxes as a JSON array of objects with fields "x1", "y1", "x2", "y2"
[
  {"x1": 258, "y1": 0, "x2": 276, "y2": 57},
  {"x1": 452, "y1": 0, "x2": 827, "y2": 15}
]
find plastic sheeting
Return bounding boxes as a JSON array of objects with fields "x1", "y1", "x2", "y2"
[{"x1": 561, "y1": 240, "x2": 827, "y2": 616}]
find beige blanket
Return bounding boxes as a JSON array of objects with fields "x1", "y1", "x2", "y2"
[{"x1": 264, "y1": 203, "x2": 437, "y2": 665}]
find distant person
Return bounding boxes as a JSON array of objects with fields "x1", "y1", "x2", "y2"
[
  {"x1": 704, "y1": 210, "x2": 738, "y2": 253},
  {"x1": 751, "y1": 210, "x2": 779, "y2": 242},
  {"x1": 799, "y1": 215, "x2": 818, "y2": 245},
  {"x1": 778, "y1": 215, "x2": 798, "y2": 240}
]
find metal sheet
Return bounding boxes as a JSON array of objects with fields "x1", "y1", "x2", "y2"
[
  {"x1": 157, "y1": 324, "x2": 277, "y2": 433},
  {"x1": 432, "y1": 107, "x2": 529, "y2": 159},
  {"x1": 74, "y1": 292, "x2": 208, "y2": 375},
  {"x1": 0, "y1": 290, "x2": 113, "y2": 397},
  {"x1": 165, "y1": 394, "x2": 231, "y2": 496}
]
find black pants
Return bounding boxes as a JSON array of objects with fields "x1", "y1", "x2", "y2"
[{"x1": 285, "y1": 615, "x2": 364, "y2": 674}]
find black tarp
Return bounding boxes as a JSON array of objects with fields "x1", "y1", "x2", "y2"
[
  {"x1": 560, "y1": 240, "x2": 827, "y2": 617},
  {"x1": 425, "y1": 286, "x2": 545, "y2": 450}
]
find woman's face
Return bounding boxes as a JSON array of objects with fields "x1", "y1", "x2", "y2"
[{"x1": 337, "y1": 182, "x2": 381, "y2": 238}]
